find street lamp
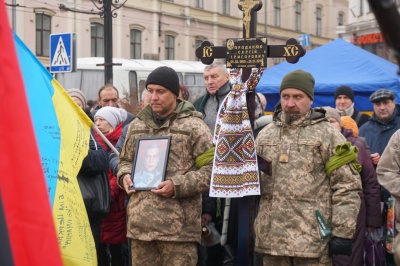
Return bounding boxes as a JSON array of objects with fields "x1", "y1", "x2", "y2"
[{"x1": 91, "y1": 0, "x2": 127, "y2": 85}]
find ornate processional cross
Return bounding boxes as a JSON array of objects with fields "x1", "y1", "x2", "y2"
[{"x1": 195, "y1": 1, "x2": 306, "y2": 265}]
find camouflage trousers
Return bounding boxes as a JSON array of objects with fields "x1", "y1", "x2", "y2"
[
  {"x1": 130, "y1": 239, "x2": 197, "y2": 266},
  {"x1": 263, "y1": 254, "x2": 331, "y2": 266}
]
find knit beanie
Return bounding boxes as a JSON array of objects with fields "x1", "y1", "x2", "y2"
[
  {"x1": 145, "y1": 66, "x2": 180, "y2": 96},
  {"x1": 322, "y1": 106, "x2": 342, "y2": 126},
  {"x1": 280, "y1": 70, "x2": 315, "y2": 100},
  {"x1": 67, "y1": 88, "x2": 87, "y2": 110},
  {"x1": 334, "y1": 86, "x2": 354, "y2": 102},
  {"x1": 95, "y1": 106, "x2": 127, "y2": 128},
  {"x1": 341, "y1": 116, "x2": 359, "y2": 137}
]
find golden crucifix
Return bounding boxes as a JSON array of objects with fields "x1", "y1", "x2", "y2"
[{"x1": 238, "y1": 0, "x2": 260, "y2": 38}]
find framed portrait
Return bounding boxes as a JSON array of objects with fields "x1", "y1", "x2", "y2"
[{"x1": 129, "y1": 136, "x2": 171, "y2": 190}]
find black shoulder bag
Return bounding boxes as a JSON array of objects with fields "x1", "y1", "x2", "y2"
[{"x1": 77, "y1": 134, "x2": 111, "y2": 218}]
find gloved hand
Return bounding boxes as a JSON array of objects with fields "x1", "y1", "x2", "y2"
[{"x1": 329, "y1": 237, "x2": 352, "y2": 256}]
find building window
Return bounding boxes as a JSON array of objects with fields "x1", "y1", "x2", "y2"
[
  {"x1": 130, "y1": 29, "x2": 141, "y2": 59},
  {"x1": 195, "y1": 39, "x2": 203, "y2": 61},
  {"x1": 195, "y1": 39, "x2": 203, "y2": 49},
  {"x1": 338, "y1": 12, "x2": 344, "y2": 26},
  {"x1": 295, "y1": 1, "x2": 301, "y2": 31},
  {"x1": 91, "y1": 23, "x2": 104, "y2": 57},
  {"x1": 35, "y1": 14, "x2": 51, "y2": 56},
  {"x1": 273, "y1": 58, "x2": 284, "y2": 65},
  {"x1": 196, "y1": 0, "x2": 204, "y2": 8},
  {"x1": 274, "y1": 0, "x2": 281, "y2": 27},
  {"x1": 359, "y1": 0, "x2": 363, "y2": 15},
  {"x1": 316, "y1": 7, "x2": 322, "y2": 36},
  {"x1": 165, "y1": 35, "x2": 175, "y2": 60},
  {"x1": 222, "y1": 0, "x2": 230, "y2": 15}
]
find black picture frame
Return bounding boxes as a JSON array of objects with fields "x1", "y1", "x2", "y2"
[{"x1": 129, "y1": 136, "x2": 171, "y2": 190}]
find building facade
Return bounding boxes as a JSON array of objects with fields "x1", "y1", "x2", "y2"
[
  {"x1": 337, "y1": 0, "x2": 399, "y2": 64},
  {"x1": 7, "y1": 0, "x2": 348, "y2": 67}
]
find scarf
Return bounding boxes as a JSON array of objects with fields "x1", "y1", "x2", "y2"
[
  {"x1": 94, "y1": 123, "x2": 123, "y2": 153},
  {"x1": 336, "y1": 103, "x2": 354, "y2": 117},
  {"x1": 209, "y1": 68, "x2": 263, "y2": 198},
  {"x1": 325, "y1": 141, "x2": 361, "y2": 177},
  {"x1": 196, "y1": 147, "x2": 215, "y2": 168}
]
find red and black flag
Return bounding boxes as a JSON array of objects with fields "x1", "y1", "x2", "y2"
[{"x1": 0, "y1": 1, "x2": 62, "y2": 265}]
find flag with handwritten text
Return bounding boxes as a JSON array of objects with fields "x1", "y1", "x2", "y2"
[{"x1": 13, "y1": 32, "x2": 96, "y2": 265}]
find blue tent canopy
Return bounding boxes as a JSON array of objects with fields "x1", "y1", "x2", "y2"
[{"x1": 256, "y1": 38, "x2": 400, "y2": 112}]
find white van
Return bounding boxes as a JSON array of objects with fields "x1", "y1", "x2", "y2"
[{"x1": 55, "y1": 57, "x2": 206, "y2": 110}]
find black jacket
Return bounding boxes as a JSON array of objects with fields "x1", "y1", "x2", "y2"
[
  {"x1": 351, "y1": 109, "x2": 370, "y2": 128},
  {"x1": 80, "y1": 133, "x2": 109, "y2": 176}
]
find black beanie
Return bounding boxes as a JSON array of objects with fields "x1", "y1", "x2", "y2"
[
  {"x1": 145, "y1": 66, "x2": 180, "y2": 96},
  {"x1": 334, "y1": 86, "x2": 354, "y2": 102}
]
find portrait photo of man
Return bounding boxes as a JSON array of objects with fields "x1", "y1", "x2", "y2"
[{"x1": 132, "y1": 138, "x2": 169, "y2": 190}]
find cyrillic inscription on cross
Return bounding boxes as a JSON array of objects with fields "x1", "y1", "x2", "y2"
[{"x1": 196, "y1": 38, "x2": 305, "y2": 67}]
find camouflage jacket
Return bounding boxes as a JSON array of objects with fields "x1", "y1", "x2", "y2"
[
  {"x1": 377, "y1": 129, "x2": 400, "y2": 228},
  {"x1": 117, "y1": 100, "x2": 213, "y2": 243},
  {"x1": 254, "y1": 108, "x2": 362, "y2": 258}
]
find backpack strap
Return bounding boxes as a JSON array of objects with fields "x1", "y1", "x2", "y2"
[{"x1": 355, "y1": 111, "x2": 362, "y2": 125}]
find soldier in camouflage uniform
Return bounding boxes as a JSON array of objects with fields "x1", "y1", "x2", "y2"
[
  {"x1": 117, "y1": 66, "x2": 213, "y2": 266},
  {"x1": 254, "y1": 69, "x2": 362, "y2": 265}
]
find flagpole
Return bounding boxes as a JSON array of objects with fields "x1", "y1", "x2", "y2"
[{"x1": 92, "y1": 125, "x2": 120, "y2": 156}]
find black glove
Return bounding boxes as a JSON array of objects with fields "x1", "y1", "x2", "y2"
[{"x1": 329, "y1": 237, "x2": 352, "y2": 256}]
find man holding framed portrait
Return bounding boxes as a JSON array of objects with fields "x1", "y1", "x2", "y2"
[{"x1": 117, "y1": 66, "x2": 214, "y2": 266}]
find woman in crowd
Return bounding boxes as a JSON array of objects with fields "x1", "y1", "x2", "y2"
[
  {"x1": 67, "y1": 88, "x2": 109, "y2": 264},
  {"x1": 324, "y1": 107, "x2": 382, "y2": 266},
  {"x1": 94, "y1": 106, "x2": 128, "y2": 266}
]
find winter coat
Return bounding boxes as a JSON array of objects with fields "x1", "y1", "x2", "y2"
[
  {"x1": 377, "y1": 129, "x2": 400, "y2": 232},
  {"x1": 359, "y1": 104, "x2": 400, "y2": 156},
  {"x1": 117, "y1": 100, "x2": 213, "y2": 243},
  {"x1": 95, "y1": 123, "x2": 127, "y2": 245},
  {"x1": 351, "y1": 109, "x2": 370, "y2": 128},
  {"x1": 334, "y1": 128, "x2": 381, "y2": 266},
  {"x1": 254, "y1": 108, "x2": 362, "y2": 258},
  {"x1": 78, "y1": 133, "x2": 109, "y2": 219},
  {"x1": 109, "y1": 124, "x2": 129, "y2": 176},
  {"x1": 79, "y1": 133, "x2": 109, "y2": 176},
  {"x1": 193, "y1": 82, "x2": 231, "y2": 132}
]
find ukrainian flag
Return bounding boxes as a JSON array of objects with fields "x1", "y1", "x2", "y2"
[{"x1": 0, "y1": 1, "x2": 96, "y2": 264}]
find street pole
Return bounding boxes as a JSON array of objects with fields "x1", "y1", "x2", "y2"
[
  {"x1": 104, "y1": 0, "x2": 113, "y2": 85},
  {"x1": 91, "y1": 0, "x2": 127, "y2": 85},
  {"x1": 12, "y1": 0, "x2": 16, "y2": 30}
]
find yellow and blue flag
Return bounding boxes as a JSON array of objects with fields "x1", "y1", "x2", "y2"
[
  {"x1": 0, "y1": 5, "x2": 97, "y2": 263},
  {"x1": 15, "y1": 33, "x2": 96, "y2": 265}
]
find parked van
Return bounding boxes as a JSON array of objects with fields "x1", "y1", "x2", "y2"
[{"x1": 55, "y1": 57, "x2": 206, "y2": 113}]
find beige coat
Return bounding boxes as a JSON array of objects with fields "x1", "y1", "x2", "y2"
[{"x1": 255, "y1": 109, "x2": 362, "y2": 258}]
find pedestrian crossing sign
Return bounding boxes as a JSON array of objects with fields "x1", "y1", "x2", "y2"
[{"x1": 50, "y1": 33, "x2": 76, "y2": 73}]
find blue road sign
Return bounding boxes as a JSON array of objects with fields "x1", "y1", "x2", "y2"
[
  {"x1": 50, "y1": 33, "x2": 74, "y2": 73},
  {"x1": 298, "y1": 34, "x2": 311, "y2": 47}
]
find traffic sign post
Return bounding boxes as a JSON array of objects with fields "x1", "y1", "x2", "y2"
[{"x1": 49, "y1": 33, "x2": 76, "y2": 73}]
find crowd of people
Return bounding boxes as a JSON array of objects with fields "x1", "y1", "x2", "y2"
[{"x1": 68, "y1": 63, "x2": 400, "y2": 266}]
